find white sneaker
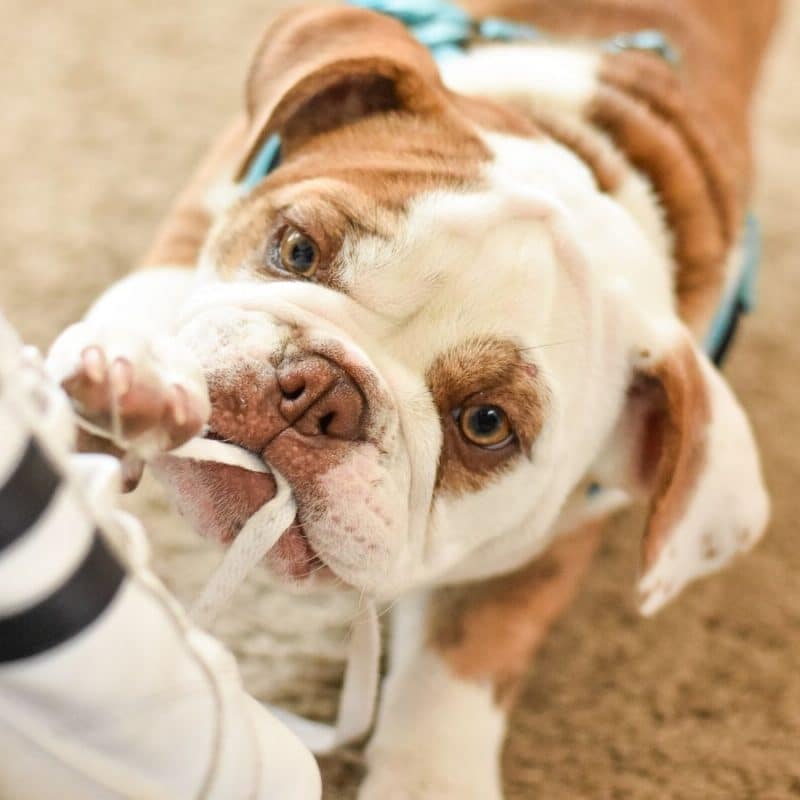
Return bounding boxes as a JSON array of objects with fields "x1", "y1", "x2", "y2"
[{"x1": 0, "y1": 311, "x2": 321, "y2": 800}]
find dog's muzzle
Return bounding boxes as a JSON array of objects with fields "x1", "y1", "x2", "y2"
[
  {"x1": 150, "y1": 287, "x2": 397, "y2": 584},
  {"x1": 153, "y1": 346, "x2": 370, "y2": 582}
]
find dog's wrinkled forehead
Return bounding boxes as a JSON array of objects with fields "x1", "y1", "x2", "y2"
[
  {"x1": 205, "y1": 1, "x2": 545, "y2": 288},
  {"x1": 207, "y1": 111, "x2": 491, "y2": 278},
  {"x1": 205, "y1": 132, "x2": 588, "y2": 376}
]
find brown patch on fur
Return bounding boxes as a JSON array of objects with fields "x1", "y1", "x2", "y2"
[
  {"x1": 452, "y1": 93, "x2": 541, "y2": 140},
  {"x1": 239, "y1": 5, "x2": 449, "y2": 172},
  {"x1": 208, "y1": 111, "x2": 491, "y2": 280},
  {"x1": 269, "y1": 113, "x2": 490, "y2": 205},
  {"x1": 428, "y1": 520, "x2": 604, "y2": 709},
  {"x1": 589, "y1": 84, "x2": 728, "y2": 325},
  {"x1": 599, "y1": 53, "x2": 743, "y2": 244},
  {"x1": 638, "y1": 341, "x2": 711, "y2": 571},
  {"x1": 142, "y1": 6, "x2": 543, "y2": 277},
  {"x1": 460, "y1": 0, "x2": 777, "y2": 330},
  {"x1": 136, "y1": 6, "x2": 489, "y2": 273},
  {"x1": 426, "y1": 337, "x2": 545, "y2": 496},
  {"x1": 144, "y1": 206, "x2": 213, "y2": 267},
  {"x1": 209, "y1": 178, "x2": 352, "y2": 285}
]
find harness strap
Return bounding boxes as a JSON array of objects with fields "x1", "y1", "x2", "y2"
[{"x1": 705, "y1": 213, "x2": 761, "y2": 365}]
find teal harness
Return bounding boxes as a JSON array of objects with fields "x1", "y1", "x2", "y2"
[{"x1": 242, "y1": 0, "x2": 759, "y2": 366}]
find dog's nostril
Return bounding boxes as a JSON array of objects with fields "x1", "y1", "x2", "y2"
[
  {"x1": 318, "y1": 411, "x2": 336, "y2": 436},
  {"x1": 278, "y1": 370, "x2": 307, "y2": 402},
  {"x1": 282, "y1": 382, "x2": 305, "y2": 401}
]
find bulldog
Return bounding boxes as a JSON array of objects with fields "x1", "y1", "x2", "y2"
[{"x1": 47, "y1": 0, "x2": 778, "y2": 796}]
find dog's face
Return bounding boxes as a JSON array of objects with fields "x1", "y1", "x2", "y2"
[{"x1": 156, "y1": 7, "x2": 768, "y2": 610}]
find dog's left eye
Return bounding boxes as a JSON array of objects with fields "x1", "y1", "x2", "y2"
[
  {"x1": 276, "y1": 227, "x2": 320, "y2": 277},
  {"x1": 457, "y1": 404, "x2": 514, "y2": 449}
]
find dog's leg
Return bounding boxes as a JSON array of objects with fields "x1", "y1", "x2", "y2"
[
  {"x1": 45, "y1": 268, "x2": 208, "y2": 487},
  {"x1": 360, "y1": 521, "x2": 604, "y2": 800},
  {"x1": 46, "y1": 124, "x2": 247, "y2": 485}
]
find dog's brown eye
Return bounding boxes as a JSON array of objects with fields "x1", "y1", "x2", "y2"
[
  {"x1": 278, "y1": 227, "x2": 319, "y2": 277},
  {"x1": 458, "y1": 405, "x2": 513, "y2": 448}
]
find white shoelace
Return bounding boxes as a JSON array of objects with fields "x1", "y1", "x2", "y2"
[{"x1": 152, "y1": 436, "x2": 381, "y2": 755}]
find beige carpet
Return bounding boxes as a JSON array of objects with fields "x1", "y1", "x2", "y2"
[{"x1": 2, "y1": 2, "x2": 799, "y2": 797}]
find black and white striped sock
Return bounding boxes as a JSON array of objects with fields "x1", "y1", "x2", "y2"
[{"x1": 0, "y1": 337, "x2": 125, "y2": 664}]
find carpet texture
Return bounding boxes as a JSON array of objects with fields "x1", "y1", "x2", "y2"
[{"x1": 1, "y1": 2, "x2": 798, "y2": 797}]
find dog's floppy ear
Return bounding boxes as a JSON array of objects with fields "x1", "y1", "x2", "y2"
[
  {"x1": 596, "y1": 323, "x2": 769, "y2": 615},
  {"x1": 235, "y1": 5, "x2": 447, "y2": 176}
]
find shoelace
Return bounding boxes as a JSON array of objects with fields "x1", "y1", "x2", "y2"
[{"x1": 169, "y1": 437, "x2": 381, "y2": 755}]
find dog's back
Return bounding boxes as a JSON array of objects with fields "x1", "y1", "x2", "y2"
[
  {"x1": 461, "y1": 0, "x2": 779, "y2": 88},
  {"x1": 459, "y1": 0, "x2": 779, "y2": 175},
  {"x1": 457, "y1": 0, "x2": 779, "y2": 324}
]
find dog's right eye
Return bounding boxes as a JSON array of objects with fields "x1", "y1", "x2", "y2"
[
  {"x1": 456, "y1": 404, "x2": 515, "y2": 449},
  {"x1": 275, "y1": 227, "x2": 320, "y2": 278}
]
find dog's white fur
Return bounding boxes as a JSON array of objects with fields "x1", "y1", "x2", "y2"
[{"x1": 47, "y1": 40, "x2": 768, "y2": 799}]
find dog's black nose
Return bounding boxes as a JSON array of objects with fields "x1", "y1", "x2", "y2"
[{"x1": 276, "y1": 355, "x2": 365, "y2": 440}]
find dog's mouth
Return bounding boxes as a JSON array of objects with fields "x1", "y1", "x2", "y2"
[
  {"x1": 156, "y1": 317, "x2": 398, "y2": 591},
  {"x1": 267, "y1": 514, "x2": 332, "y2": 581},
  {"x1": 153, "y1": 437, "x2": 336, "y2": 584}
]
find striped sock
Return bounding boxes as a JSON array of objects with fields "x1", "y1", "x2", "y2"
[{"x1": 0, "y1": 316, "x2": 125, "y2": 663}]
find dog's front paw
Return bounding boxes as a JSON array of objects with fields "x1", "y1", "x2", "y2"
[
  {"x1": 47, "y1": 321, "x2": 210, "y2": 468},
  {"x1": 358, "y1": 760, "x2": 503, "y2": 800}
]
